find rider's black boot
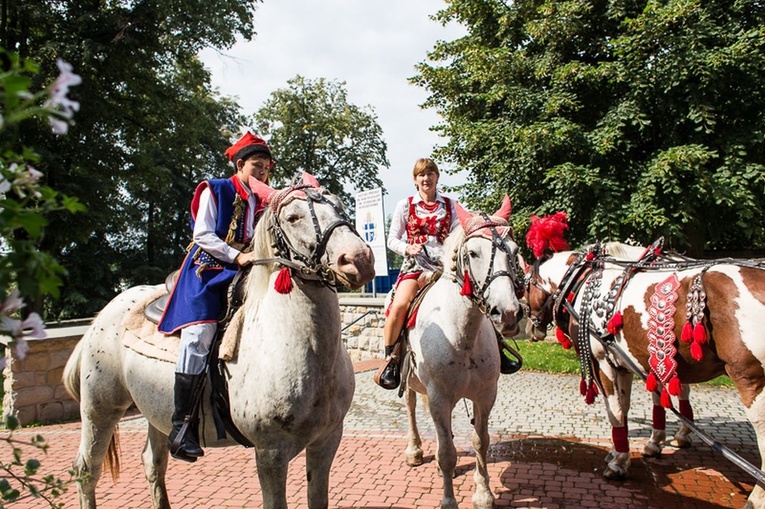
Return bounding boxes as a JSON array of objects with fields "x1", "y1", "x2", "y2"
[
  {"x1": 169, "y1": 372, "x2": 205, "y2": 462},
  {"x1": 375, "y1": 345, "x2": 401, "y2": 390}
]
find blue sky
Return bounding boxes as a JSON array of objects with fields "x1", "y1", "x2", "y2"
[{"x1": 199, "y1": 0, "x2": 465, "y2": 215}]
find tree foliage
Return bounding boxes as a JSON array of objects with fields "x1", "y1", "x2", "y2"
[
  {"x1": 415, "y1": 0, "x2": 765, "y2": 255},
  {"x1": 1, "y1": 0, "x2": 258, "y2": 319},
  {"x1": 252, "y1": 75, "x2": 388, "y2": 207}
]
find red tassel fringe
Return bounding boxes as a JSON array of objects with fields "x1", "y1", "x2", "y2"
[
  {"x1": 556, "y1": 328, "x2": 572, "y2": 349},
  {"x1": 660, "y1": 388, "x2": 672, "y2": 408},
  {"x1": 693, "y1": 322, "x2": 707, "y2": 344},
  {"x1": 606, "y1": 311, "x2": 623, "y2": 335},
  {"x1": 681, "y1": 321, "x2": 693, "y2": 343},
  {"x1": 585, "y1": 382, "x2": 596, "y2": 405},
  {"x1": 668, "y1": 375, "x2": 681, "y2": 396},
  {"x1": 460, "y1": 270, "x2": 473, "y2": 296},
  {"x1": 645, "y1": 372, "x2": 657, "y2": 392},
  {"x1": 274, "y1": 266, "x2": 293, "y2": 294},
  {"x1": 690, "y1": 340, "x2": 703, "y2": 361},
  {"x1": 580, "y1": 378, "x2": 587, "y2": 396}
]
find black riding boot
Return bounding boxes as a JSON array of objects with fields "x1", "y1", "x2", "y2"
[
  {"x1": 169, "y1": 372, "x2": 205, "y2": 462},
  {"x1": 375, "y1": 345, "x2": 401, "y2": 390}
]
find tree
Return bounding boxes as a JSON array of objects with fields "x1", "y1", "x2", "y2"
[
  {"x1": 414, "y1": 0, "x2": 765, "y2": 255},
  {"x1": 252, "y1": 75, "x2": 388, "y2": 207},
  {"x1": 1, "y1": 0, "x2": 258, "y2": 319}
]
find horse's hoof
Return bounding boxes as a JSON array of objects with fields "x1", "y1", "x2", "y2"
[
  {"x1": 603, "y1": 466, "x2": 627, "y2": 481},
  {"x1": 669, "y1": 436, "x2": 692, "y2": 449},
  {"x1": 643, "y1": 443, "x2": 662, "y2": 458},
  {"x1": 406, "y1": 453, "x2": 424, "y2": 467}
]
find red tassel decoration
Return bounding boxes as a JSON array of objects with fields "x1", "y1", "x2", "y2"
[
  {"x1": 556, "y1": 328, "x2": 573, "y2": 349},
  {"x1": 460, "y1": 270, "x2": 473, "y2": 296},
  {"x1": 606, "y1": 311, "x2": 623, "y2": 335},
  {"x1": 585, "y1": 382, "x2": 596, "y2": 404},
  {"x1": 586, "y1": 252, "x2": 595, "y2": 261},
  {"x1": 274, "y1": 266, "x2": 294, "y2": 294},
  {"x1": 669, "y1": 375, "x2": 681, "y2": 396},
  {"x1": 591, "y1": 382, "x2": 599, "y2": 396},
  {"x1": 690, "y1": 340, "x2": 703, "y2": 361},
  {"x1": 680, "y1": 321, "x2": 693, "y2": 343},
  {"x1": 580, "y1": 378, "x2": 587, "y2": 396},
  {"x1": 645, "y1": 371, "x2": 658, "y2": 392},
  {"x1": 660, "y1": 388, "x2": 672, "y2": 409},
  {"x1": 692, "y1": 322, "x2": 707, "y2": 344}
]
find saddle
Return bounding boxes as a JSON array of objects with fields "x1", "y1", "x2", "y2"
[{"x1": 143, "y1": 271, "x2": 177, "y2": 325}]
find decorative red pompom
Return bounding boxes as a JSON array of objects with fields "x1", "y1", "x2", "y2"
[
  {"x1": 693, "y1": 322, "x2": 707, "y2": 344},
  {"x1": 580, "y1": 378, "x2": 587, "y2": 396},
  {"x1": 460, "y1": 270, "x2": 473, "y2": 296},
  {"x1": 645, "y1": 371, "x2": 658, "y2": 392},
  {"x1": 274, "y1": 266, "x2": 293, "y2": 294},
  {"x1": 586, "y1": 252, "x2": 595, "y2": 261},
  {"x1": 680, "y1": 321, "x2": 693, "y2": 343},
  {"x1": 607, "y1": 311, "x2": 623, "y2": 335},
  {"x1": 525, "y1": 212, "x2": 570, "y2": 258},
  {"x1": 690, "y1": 340, "x2": 703, "y2": 361},
  {"x1": 660, "y1": 388, "x2": 672, "y2": 409},
  {"x1": 669, "y1": 375, "x2": 681, "y2": 396}
]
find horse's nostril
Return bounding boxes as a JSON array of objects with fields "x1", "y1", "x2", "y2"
[{"x1": 490, "y1": 307, "x2": 501, "y2": 319}]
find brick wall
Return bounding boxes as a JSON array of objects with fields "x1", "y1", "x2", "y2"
[{"x1": 1, "y1": 298, "x2": 386, "y2": 425}]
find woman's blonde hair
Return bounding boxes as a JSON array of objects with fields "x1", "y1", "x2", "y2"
[{"x1": 412, "y1": 158, "x2": 439, "y2": 179}]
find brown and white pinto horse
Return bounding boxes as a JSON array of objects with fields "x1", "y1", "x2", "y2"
[{"x1": 525, "y1": 239, "x2": 765, "y2": 509}]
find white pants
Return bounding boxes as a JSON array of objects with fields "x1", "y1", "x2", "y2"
[{"x1": 176, "y1": 323, "x2": 217, "y2": 375}]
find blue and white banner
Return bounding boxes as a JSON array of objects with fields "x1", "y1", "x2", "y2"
[{"x1": 355, "y1": 188, "x2": 388, "y2": 276}]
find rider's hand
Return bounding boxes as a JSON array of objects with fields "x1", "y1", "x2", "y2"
[
  {"x1": 235, "y1": 251, "x2": 257, "y2": 267},
  {"x1": 405, "y1": 244, "x2": 423, "y2": 256}
]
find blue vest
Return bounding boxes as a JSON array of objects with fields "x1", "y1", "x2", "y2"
[{"x1": 158, "y1": 177, "x2": 255, "y2": 334}]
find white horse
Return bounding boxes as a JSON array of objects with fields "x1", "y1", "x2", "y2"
[
  {"x1": 402, "y1": 197, "x2": 524, "y2": 509},
  {"x1": 62, "y1": 173, "x2": 375, "y2": 509}
]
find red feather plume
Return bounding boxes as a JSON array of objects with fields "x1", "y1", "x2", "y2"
[{"x1": 525, "y1": 212, "x2": 570, "y2": 258}]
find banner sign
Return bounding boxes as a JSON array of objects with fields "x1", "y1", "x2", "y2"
[{"x1": 355, "y1": 188, "x2": 388, "y2": 276}]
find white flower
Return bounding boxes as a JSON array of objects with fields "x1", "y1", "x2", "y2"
[
  {"x1": 45, "y1": 59, "x2": 82, "y2": 135},
  {"x1": 0, "y1": 175, "x2": 9, "y2": 194},
  {"x1": 0, "y1": 315, "x2": 20, "y2": 336},
  {"x1": 0, "y1": 289, "x2": 24, "y2": 314},
  {"x1": 15, "y1": 337, "x2": 29, "y2": 359},
  {"x1": 21, "y1": 312, "x2": 45, "y2": 339}
]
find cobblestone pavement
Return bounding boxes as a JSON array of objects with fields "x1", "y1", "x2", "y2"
[{"x1": 3, "y1": 360, "x2": 758, "y2": 509}]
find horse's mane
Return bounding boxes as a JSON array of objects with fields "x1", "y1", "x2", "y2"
[
  {"x1": 441, "y1": 226, "x2": 466, "y2": 278},
  {"x1": 603, "y1": 241, "x2": 646, "y2": 261},
  {"x1": 242, "y1": 208, "x2": 278, "y2": 319}
]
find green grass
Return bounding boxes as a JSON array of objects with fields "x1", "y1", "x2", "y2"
[{"x1": 510, "y1": 339, "x2": 734, "y2": 388}]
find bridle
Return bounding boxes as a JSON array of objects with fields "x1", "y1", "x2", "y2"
[
  {"x1": 254, "y1": 184, "x2": 358, "y2": 288},
  {"x1": 524, "y1": 259, "x2": 556, "y2": 331},
  {"x1": 454, "y1": 213, "x2": 525, "y2": 313}
]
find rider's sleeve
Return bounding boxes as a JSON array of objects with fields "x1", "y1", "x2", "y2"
[
  {"x1": 448, "y1": 199, "x2": 460, "y2": 232},
  {"x1": 387, "y1": 198, "x2": 408, "y2": 256},
  {"x1": 193, "y1": 187, "x2": 240, "y2": 264}
]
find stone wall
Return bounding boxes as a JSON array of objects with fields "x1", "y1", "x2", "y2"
[
  {"x1": 1, "y1": 297, "x2": 386, "y2": 425},
  {"x1": 1, "y1": 320, "x2": 89, "y2": 425}
]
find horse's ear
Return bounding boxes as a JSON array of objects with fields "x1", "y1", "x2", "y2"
[
  {"x1": 301, "y1": 172, "x2": 320, "y2": 188},
  {"x1": 249, "y1": 176, "x2": 277, "y2": 205},
  {"x1": 455, "y1": 202, "x2": 473, "y2": 229},
  {"x1": 494, "y1": 195, "x2": 512, "y2": 220}
]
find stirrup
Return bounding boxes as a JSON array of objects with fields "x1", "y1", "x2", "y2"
[
  {"x1": 374, "y1": 356, "x2": 400, "y2": 390},
  {"x1": 499, "y1": 340, "x2": 523, "y2": 375}
]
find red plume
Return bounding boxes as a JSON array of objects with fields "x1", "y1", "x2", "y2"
[{"x1": 525, "y1": 212, "x2": 570, "y2": 258}]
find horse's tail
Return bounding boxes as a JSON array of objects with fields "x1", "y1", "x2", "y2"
[{"x1": 62, "y1": 339, "x2": 84, "y2": 402}]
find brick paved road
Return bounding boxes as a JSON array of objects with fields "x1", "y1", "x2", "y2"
[{"x1": 2, "y1": 360, "x2": 757, "y2": 509}]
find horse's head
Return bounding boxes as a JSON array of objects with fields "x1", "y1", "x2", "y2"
[
  {"x1": 250, "y1": 173, "x2": 375, "y2": 290},
  {"x1": 451, "y1": 196, "x2": 524, "y2": 336},
  {"x1": 524, "y1": 252, "x2": 567, "y2": 341}
]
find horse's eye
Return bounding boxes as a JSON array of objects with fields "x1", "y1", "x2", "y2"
[
  {"x1": 285, "y1": 214, "x2": 300, "y2": 224},
  {"x1": 468, "y1": 250, "x2": 479, "y2": 259}
]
